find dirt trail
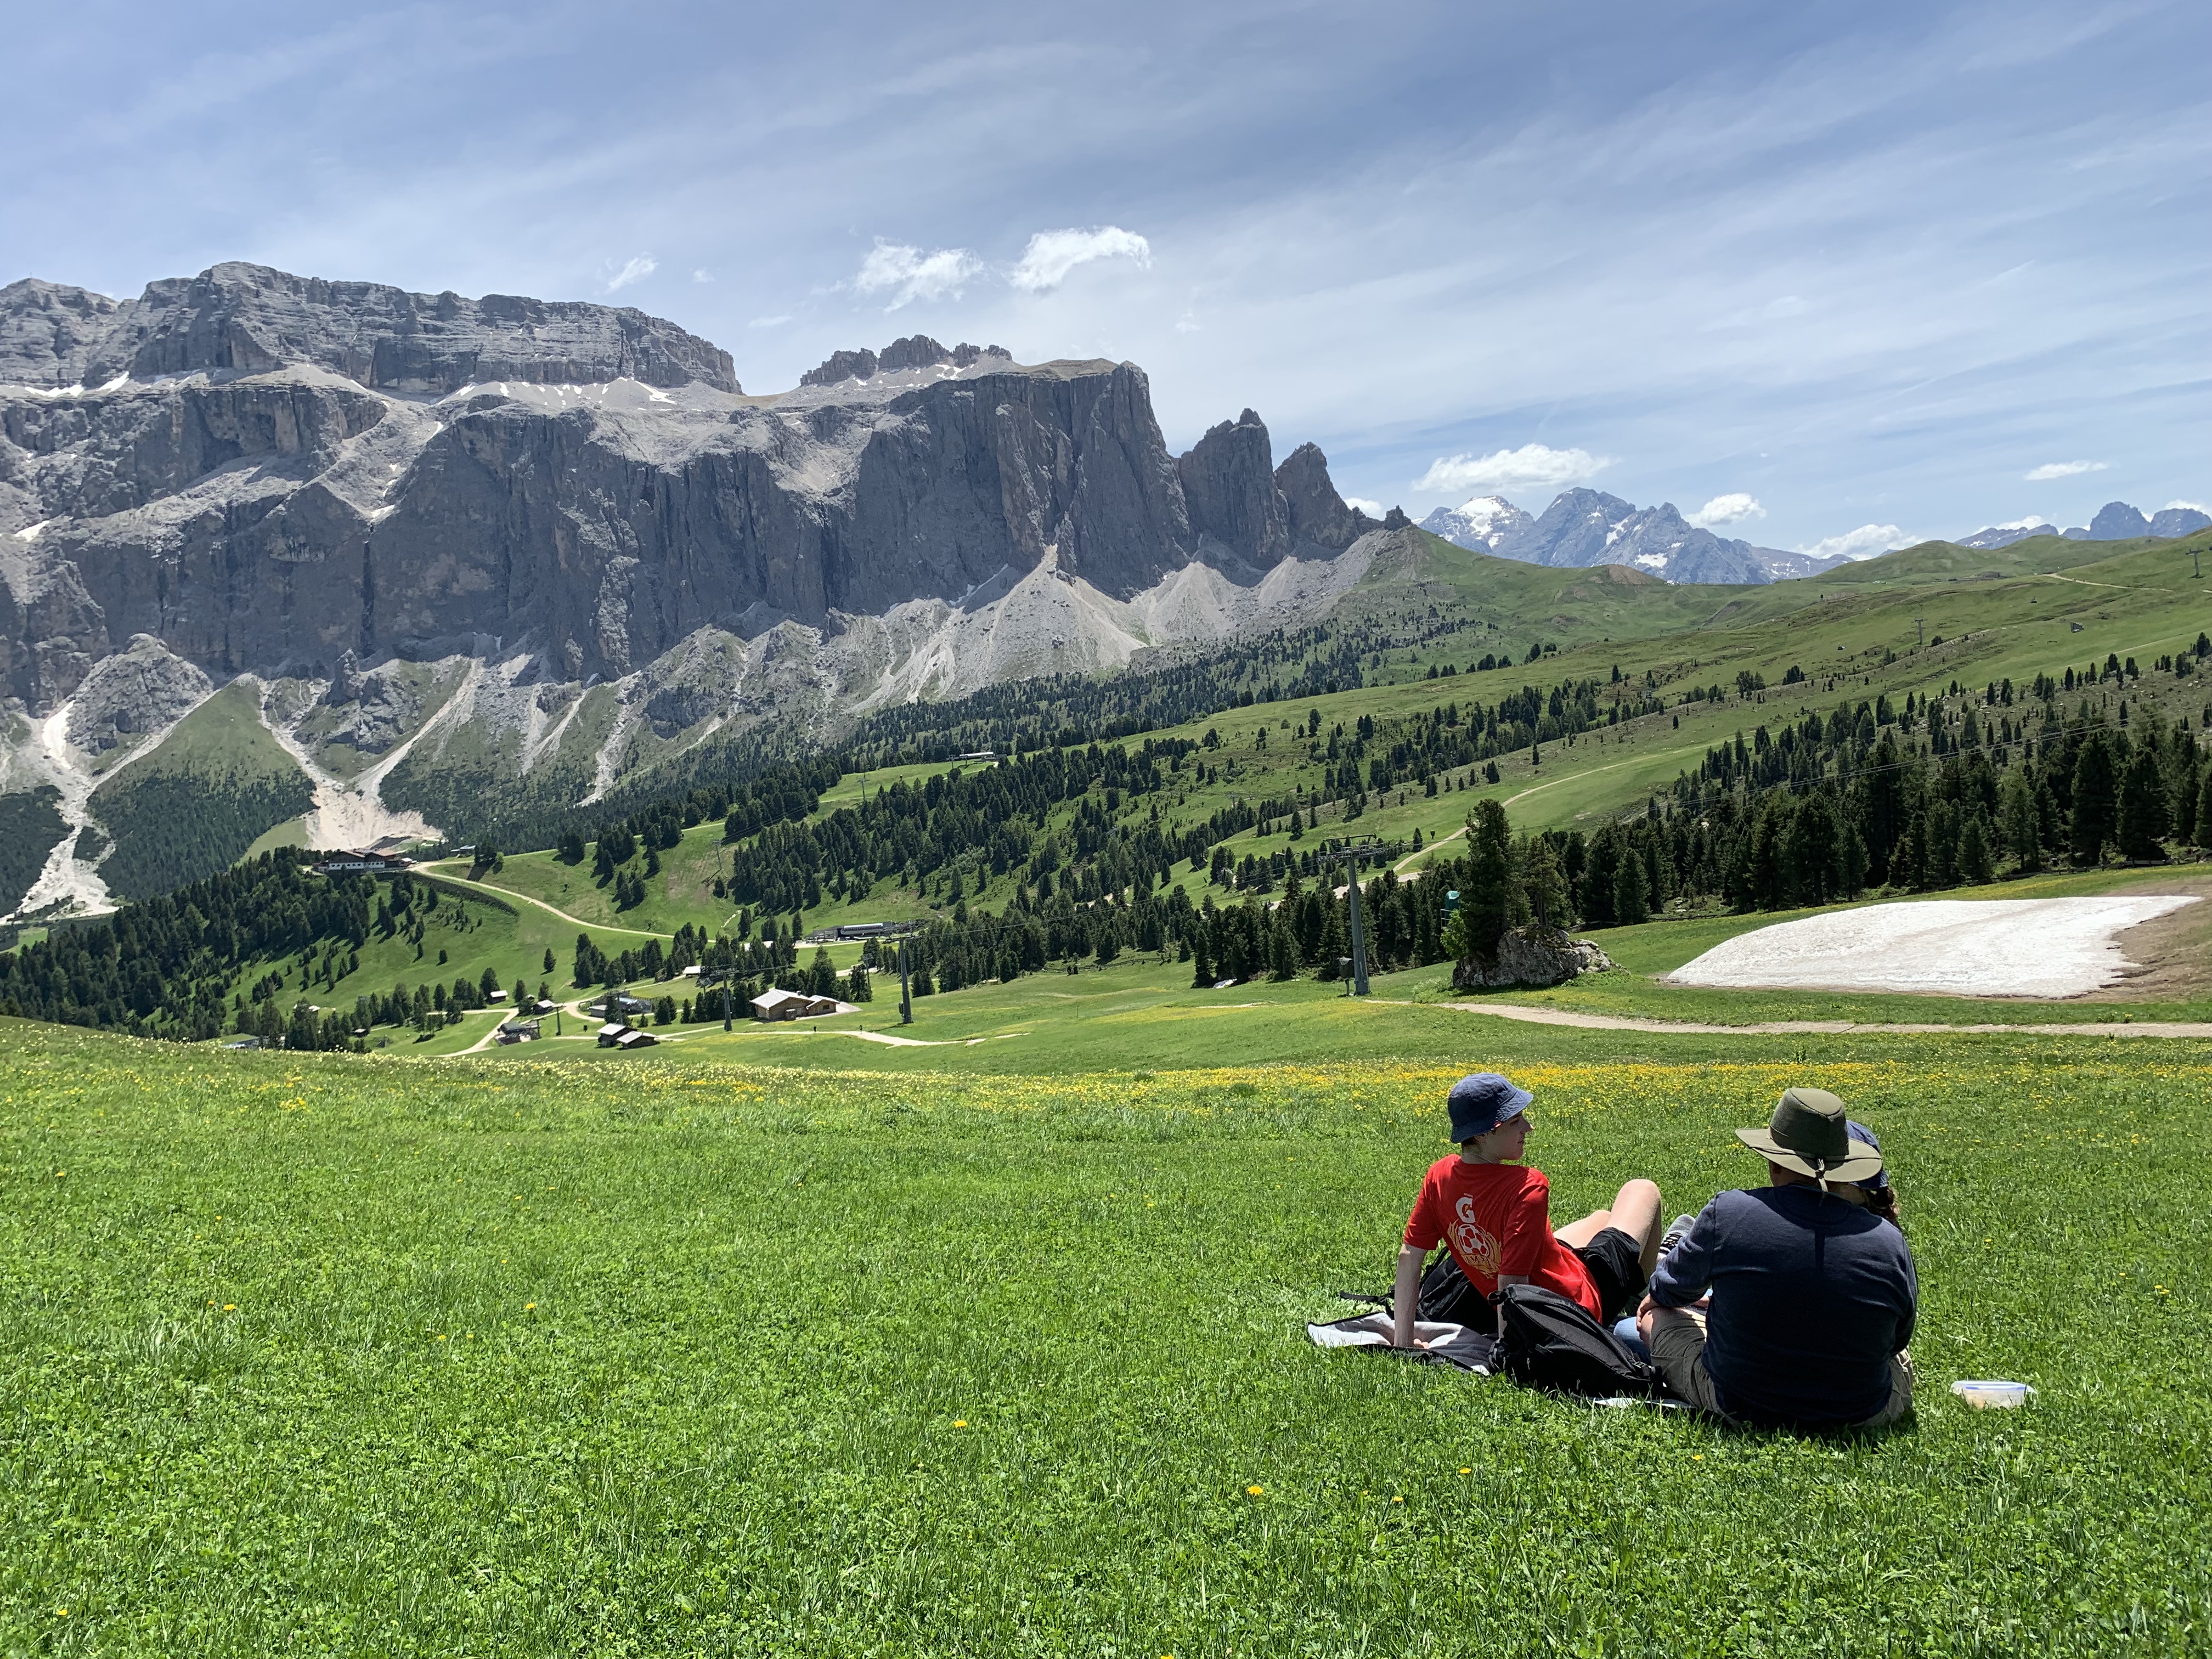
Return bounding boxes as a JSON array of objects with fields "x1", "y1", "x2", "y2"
[
  {"x1": 414, "y1": 866, "x2": 670, "y2": 940},
  {"x1": 1424, "y1": 1000, "x2": 2212, "y2": 1039}
]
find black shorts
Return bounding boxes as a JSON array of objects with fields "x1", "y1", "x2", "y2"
[{"x1": 1573, "y1": 1226, "x2": 1648, "y2": 1324}]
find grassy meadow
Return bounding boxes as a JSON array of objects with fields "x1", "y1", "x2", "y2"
[{"x1": 5, "y1": 993, "x2": 2211, "y2": 1654}]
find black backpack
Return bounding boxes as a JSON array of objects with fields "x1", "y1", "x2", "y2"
[
  {"x1": 1416, "y1": 1249, "x2": 1497, "y2": 1333},
  {"x1": 1491, "y1": 1284, "x2": 1662, "y2": 1397}
]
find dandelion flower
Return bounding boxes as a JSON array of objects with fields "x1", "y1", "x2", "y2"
[
  {"x1": 1247, "y1": 1485, "x2": 1264, "y2": 1497},
  {"x1": 222, "y1": 1304, "x2": 236, "y2": 1312},
  {"x1": 526, "y1": 1302, "x2": 537, "y2": 1310},
  {"x1": 1459, "y1": 1466, "x2": 1471, "y2": 1474},
  {"x1": 952, "y1": 1419, "x2": 968, "y2": 1427},
  {"x1": 1391, "y1": 1496, "x2": 1404, "y2": 1504}
]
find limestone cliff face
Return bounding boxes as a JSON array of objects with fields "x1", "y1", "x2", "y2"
[
  {"x1": 1176, "y1": 411, "x2": 1368, "y2": 573},
  {"x1": 1, "y1": 263, "x2": 738, "y2": 394},
  {"x1": 1, "y1": 262, "x2": 1376, "y2": 712}
]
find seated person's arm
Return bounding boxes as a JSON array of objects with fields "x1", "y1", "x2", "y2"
[
  {"x1": 1391, "y1": 1245, "x2": 1427, "y2": 1348},
  {"x1": 1637, "y1": 1205, "x2": 1716, "y2": 1332}
]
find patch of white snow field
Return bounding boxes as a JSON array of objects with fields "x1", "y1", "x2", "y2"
[{"x1": 1668, "y1": 896, "x2": 2200, "y2": 998}]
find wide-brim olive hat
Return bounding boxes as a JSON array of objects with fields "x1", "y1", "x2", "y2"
[{"x1": 1736, "y1": 1086, "x2": 1883, "y2": 1187}]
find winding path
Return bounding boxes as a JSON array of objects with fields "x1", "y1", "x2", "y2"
[
  {"x1": 1424, "y1": 999, "x2": 2212, "y2": 1040},
  {"x1": 413, "y1": 865, "x2": 672, "y2": 941}
]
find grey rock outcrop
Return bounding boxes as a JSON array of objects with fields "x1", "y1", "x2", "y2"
[
  {"x1": 1452, "y1": 925, "x2": 1612, "y2": 990},
  {"x1": 1178, "y1": 409, "x2": 1292, "y2": 569},
  {"x1": 63, "y1": 634, "x2": 211, "y2": 752},
  {"x1": 799, "y1": 335, "x2": 1011, "y2": 387},
  {"x1": 0, "y1": 280, "x2": 125, "y2": 388},
  {"x1": 2, "y1": 263, "x2": 738, "y2": 394},
  {"x1": 1275, "y1": 442, "x2": 1373, "y2": 548},
  {"x1": 1174, "y1": 411, "x2": 1368, "y2": 574},
  {"x1": 2152, "y1": 505, "x2": 2212, "y2": 539},
  {"x1": 2088, "y1": 501, "x2": 2151, "y2": 540}
]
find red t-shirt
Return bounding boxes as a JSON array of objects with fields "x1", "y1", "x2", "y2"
[{"x1": 1403, "y1": 1155, "x2": 1600, "y2": 1318}]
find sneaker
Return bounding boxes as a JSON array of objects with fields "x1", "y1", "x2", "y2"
[{"x1": 1658, "y1": 1214, "x2": 1696, "y2": 1257}]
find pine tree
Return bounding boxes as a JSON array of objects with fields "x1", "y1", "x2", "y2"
[
  {"x1": 1316, "y1": 903, "x2": 1347, "y2": 979},
  {"x1": 1957, "y1": 811, "x2": 1995, "y2": 884},
  {"x1": 1461, "y1": 798, "x2": 1515, "y2": 960},
  {"x1": 1784, "y1": 792, "x2": 1841, "y2": 905},
  {"x1": 1999, "y1": 768, "x2": 2041, "y2": 872},
  {"x1": 1612, "y1": 853, "x2": 1650, "y2": 924},
  {"x1": 2070, "y1": 732, "x2": 2119, "y2": 866},
  {"x1": 2116, "y1": 747, "x2": 2170, "y2": 860},
  {"x1": 1519, "y1": 836, "x2": 1571, "y2": 929}
]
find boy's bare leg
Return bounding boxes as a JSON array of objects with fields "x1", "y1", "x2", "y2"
[{"x1": 1555, "y1": 1180, "x2": 1664, "y2": 1273}]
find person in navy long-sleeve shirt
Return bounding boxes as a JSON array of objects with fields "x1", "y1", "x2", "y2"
[{"x1": 1639, "y1": 1088, "x2": 1916, "y2": 1430}]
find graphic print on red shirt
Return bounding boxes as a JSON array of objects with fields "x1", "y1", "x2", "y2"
[{"x1": 1402, "y1": 1155, "x2": 1600, "y2": 1318}]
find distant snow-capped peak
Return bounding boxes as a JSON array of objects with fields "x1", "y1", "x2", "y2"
[{"x1": 1417, "y1": 493, "x2": 1532, "y2": 550}]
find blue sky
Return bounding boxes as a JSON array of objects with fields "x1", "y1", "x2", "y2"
[{"x1": 4, "y1": 0, "x2": 2206, "y2": 555}]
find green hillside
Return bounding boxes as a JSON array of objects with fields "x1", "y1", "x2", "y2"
[{"x1": 89, "y1": 682, "x2": 317, "y2": 900}]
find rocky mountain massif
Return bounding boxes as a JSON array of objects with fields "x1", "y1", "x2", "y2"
[
  {"x1": 1419, "y1": 489, "x2": 1846, "y2": 583},
  {"x1": 1, "y1": 263, "x2": 1406, "y2": 916},
  {"x1": 1957, "y1": 501, "x2": 2211, "y2": 550}
]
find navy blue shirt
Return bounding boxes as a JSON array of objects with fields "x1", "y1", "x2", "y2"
[{"x1": 1648, "y1": 1184, "x2": 1917, "y2": 1428}]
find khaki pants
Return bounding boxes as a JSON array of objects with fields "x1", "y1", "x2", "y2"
[{"x1": 1647, "y1": 1306, "x2": 1914, "y2": 1427}]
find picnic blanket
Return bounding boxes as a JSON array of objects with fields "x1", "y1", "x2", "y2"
[{"x1": 1305, "y1": 1310, "x2": 1498, "y2": 1372}]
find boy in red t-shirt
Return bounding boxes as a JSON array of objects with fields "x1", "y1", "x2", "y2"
[{"x1": 1391, "y1": 1071, "x2": 1662, "y2": 1347}]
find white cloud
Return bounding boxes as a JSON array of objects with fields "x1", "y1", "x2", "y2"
[
  {"x1": 1991, "y1": 516, "x2": 2051, "y2": 530},
  {"x1": 691, "y1": 268, "x2": 713, "y2": 283},
  {"x1": 748, "y1": 314, "x2": 792, "y2": 328},
  {"x1": 1799, "y1": 523, "x2": 1906, "y2": 561},
  {"x1": 1009, "y1": 225, "x2": 1151, "y2": 292},
  {"x1": 2166, "y1": 499, "x2": 2210, "y2": 513},
  {"x1": 1415, "y1": 444, "x2": 1611, "y2": 496},
  {"x1": 1343, "y1": 496, "x2": 1386, "y2": 517},
  {"x1": 1688, "y1": 492, "x2": 1766, "y2": 527},
  {"x1": 1175, "y1": 311, "x2": 1200, "y2": 334},
  {"x1": 2024, "y1": 459, "x2": 2107, "y2": 481},
  {"x1": 606, "y1": 254, "x2": 657, "y2": 292},
  {"x1": 853, "y1": 239, "x2": 984, "y2": 309}
]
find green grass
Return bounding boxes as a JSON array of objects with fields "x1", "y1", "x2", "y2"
[{"x1": 1, "y1": 1015, "x2": 2204, "y2": 1654}]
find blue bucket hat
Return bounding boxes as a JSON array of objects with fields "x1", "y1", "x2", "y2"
[{"x1": 1448, "y1": 1073, "x2": 1533, "y2": 1143}]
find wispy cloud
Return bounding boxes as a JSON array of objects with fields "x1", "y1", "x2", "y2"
[
  {"x1": 692, "y1": 268, "x2": 713, "y2": 283},
  {"x1": 748, "y1": 314, "x2": 792, "y2": 328},
  {"x1": 2025, "y1": 459, "x2": 2107, "y2": 481},
  {"x1": 606, "y1": 254, "x2": 657, "y2": 292},
  {"x1": 853, "y1": 239, "x2": 985, "y2": 309},
  {"x1": 2168, "y1": 499, "x2": 2211, "y2": 513},
  {"x1": 1343, "y1": 495, "x2": 1385, "y2": 516},
  {"x1": 1009, "y1": 225, "x2": 1151, "y2": 292},
  {"x1": 1417, "y1": 444, "x2": 1611, "y2": 496},
  {"x1": 1799, "y1": 523, "x2": 1906, "y2": 561},
  {"x1": 1688, "y1": 492, "x2": 1766, "y2": 527}
]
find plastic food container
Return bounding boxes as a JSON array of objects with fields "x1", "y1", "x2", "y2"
[{"x1": 1951, "y1": 1379, "x2": 2035, "y2": 1409}]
